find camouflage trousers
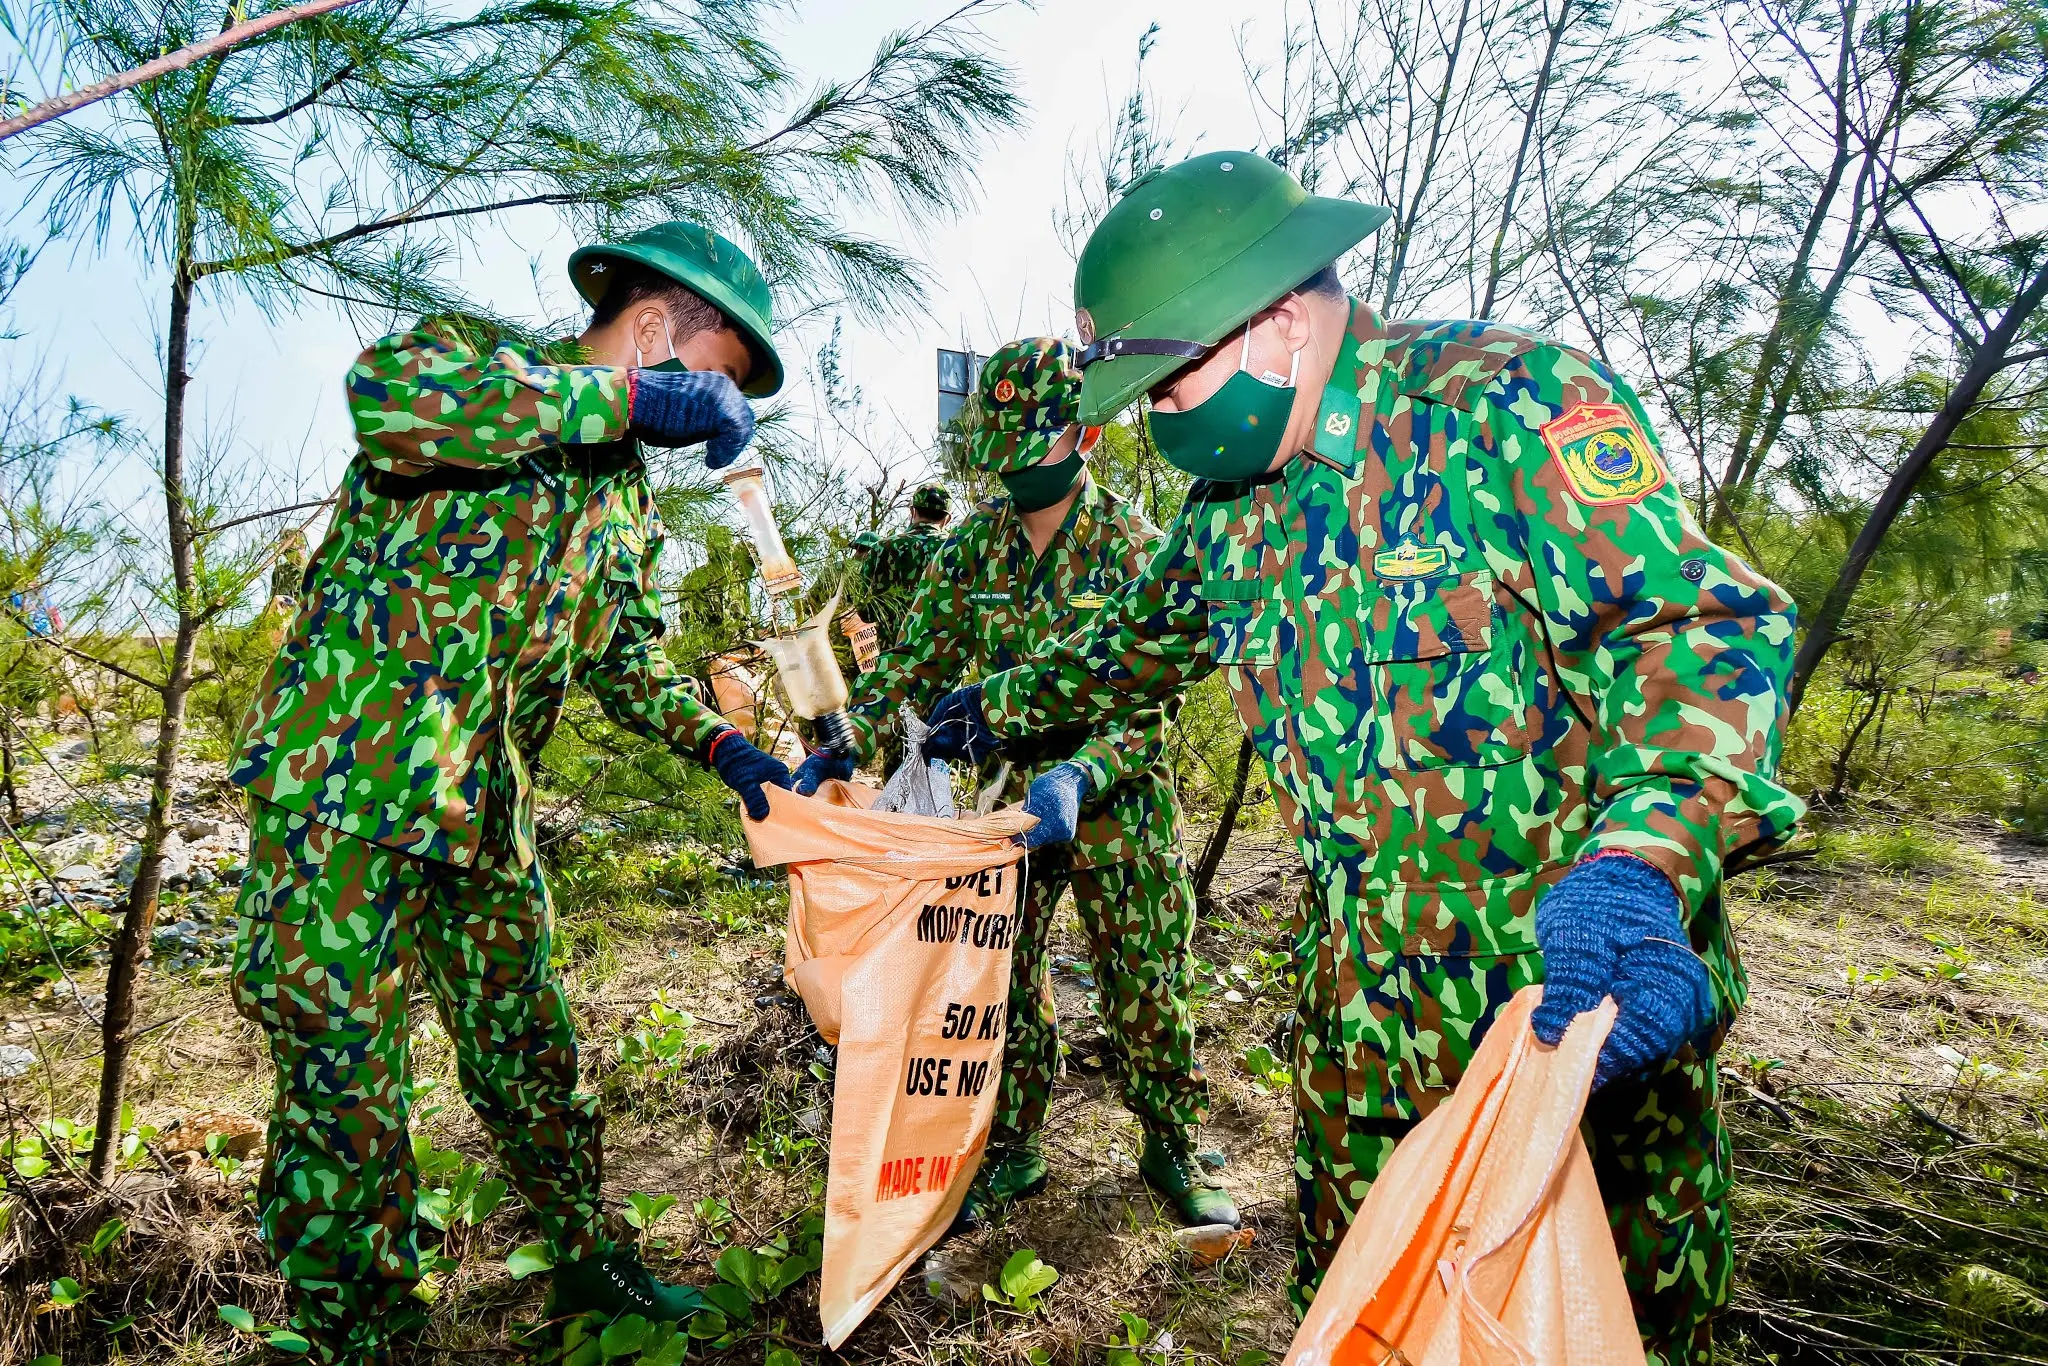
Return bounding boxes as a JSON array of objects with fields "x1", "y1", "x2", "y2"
[
  {"x1": 1291, "y1": 884, "x2": 1732, "y2": 1366},
  {"x1": 993, "y1": 848, "x2": 1209, "y2": 1147},
  {"x1": 231, "y1": 800, "x2": 605, "y2": 1361}
]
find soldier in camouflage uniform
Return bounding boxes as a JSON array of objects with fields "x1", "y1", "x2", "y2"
[
  {"x1": 795, "y1": 340, "x2": 1235, "y2": 1231},
  {"x1": 857, "y1": 483, "x2": 952, "y2": 646},
  {"x1": 922, "y1": 156, "x2": 1803, "y2": 1364},
  {"x1": 228, "y1": 222, "x2": 797, "y2": 1363}
]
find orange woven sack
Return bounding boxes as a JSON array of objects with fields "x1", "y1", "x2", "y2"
[
  {"x1": 1283, "y1": 987, "x2": 1644, "y2": 1366},
  {"x1": 745, "y1": 782, "x2": 1035, "y2": 1347}
]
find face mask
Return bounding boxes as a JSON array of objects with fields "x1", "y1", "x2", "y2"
[
  {"x1": 999, "y1": 449, "x2": 1085, "y2": 513},
  {"x1": 1146, "y1": 324, "x2": 1300, "y2": 481},
  {"x1": 637, "y1": 317, "x2": 687, "y2": 372}
]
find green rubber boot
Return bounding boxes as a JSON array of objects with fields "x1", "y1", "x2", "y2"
[
  {"x1": 546, "y1": 1247, "x2": 706, "y2": 1326},
  {"x1": 950, "y1": 1142, "x2": 1051, "y2": 1233},
  {"x1": 1139, "y1": 1132, "x2": 1240, "y2": 1228}
]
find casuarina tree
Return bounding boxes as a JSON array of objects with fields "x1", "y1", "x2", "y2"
[{"x1": 4, "y1": 0, "x2": 1022, "y2": 1180}]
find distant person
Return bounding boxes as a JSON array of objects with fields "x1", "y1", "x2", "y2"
[
  {"x1": 9, "y1": 582, "x2": 61, "y2": 637},
  {"x1": 859, "y1": 482, "x2": 952, "y2": 646},
  {"x1": 796, "y1": 339, "x2": 1234, "y2": 1234},
  {"x1": 268, "y1": 527, "x2": 309, "y2": 605},
  {"x1": 226, "y1": 223, "x2": 795, "y2": 1364},
  {"x1": 920, "y1": 154, "x2": 1803, "y2": 1364}
]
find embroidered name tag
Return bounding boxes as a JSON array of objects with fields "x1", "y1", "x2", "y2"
[{"x1": 1373, "y1": 539, "x2": 1451, "y2": 580}]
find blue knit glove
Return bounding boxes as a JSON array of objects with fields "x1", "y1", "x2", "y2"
[
  {"x1": 1019, "y1": 763, "x2": 1091, "y2": 849},
  {"x1": 1531, "y1": 853, "x2": 1715, "y2": 1090},
  {"x1": 793, "y1": 748, "x2": 856, "y2": 796},
  {"x1": 630, "y1": 369, "x2": 755, "y2": 468},
  {"x1": 922, "y1": 685, "x2": 1003, "y2": 764},
  {"x1": 706, "y1": 729, "x2": 792, "y2": 821}
]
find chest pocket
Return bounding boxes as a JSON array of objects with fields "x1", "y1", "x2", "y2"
[
  {"x1": 1362, "y1": 572, "x2": 1527, "y2": 769},
  {"x1": 1202, "y1": 577, "x2": 1282, "y2": 666}
]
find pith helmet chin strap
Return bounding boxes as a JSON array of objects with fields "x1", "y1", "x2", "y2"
[{"x1": 1073, "y1": 336, "x2": 1208, "y2": 368}]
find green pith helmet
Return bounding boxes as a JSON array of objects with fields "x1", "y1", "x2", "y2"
[
  {"x1": 969, "y1": 337, "x2": 1084, "y2": 475},
  {"x1": 568, "y1": 222, "x2": 785, "y2": 397},
  {"x1": 851, "y1": 530, "x2": 883, "y2": 553},
  {"x1": 910, "y1": 484, "x2": 952, "y2": 519},
  {"x1": 1070, "y1": 152, "x2": 1391, "y2": 422}
]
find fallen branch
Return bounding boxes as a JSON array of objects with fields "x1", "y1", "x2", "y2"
[{"x1": 1903, "y1": 1098, "x2": 2048, "y2": 1175}]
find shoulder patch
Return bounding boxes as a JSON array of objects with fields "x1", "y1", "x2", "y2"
[{"x1": 1539, "y1": 402, "x2": 1665, "y2": 505}]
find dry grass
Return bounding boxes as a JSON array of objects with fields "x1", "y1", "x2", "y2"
[{"x1": 0, "y1": 819, "x2": 2042, "y2": 1364}]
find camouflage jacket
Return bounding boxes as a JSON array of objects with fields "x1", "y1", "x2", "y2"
[
  {"x1": 860, "y1": 523, "x2": 947, "y2": 645},
  {"x1": 978, "y1": 300, "x2": 1803, "y2": 966},
  {"x1": 230, "y1": 328, "x2": 731, "y2": 870},
  {"x1": 847, "y1": 474, "x2": 1183, "y2": 871}
]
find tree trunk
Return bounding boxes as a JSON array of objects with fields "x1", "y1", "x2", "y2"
[
  {"x1": 1707, "y1": 0, "x2": 1860, "y2": 540},
  {"x1": 1379, "y1": 0, "x2": 1479, "y2": 313},
  {"x1": 1192, "y1": 736, "x2": 1257, "y2": 909},
  {"x1": 1787, "y1": 260, "x2": 2048, "y2": 714},
  {"x1": 88, "y1": 262, "x2": 201, "y2": 1182},
  {"x1": 0, "y1": 710, "x2": 17, "y2": 824},
  {"x1": 1478, "y1": 0, "x2": 1570, "y2": 319}
]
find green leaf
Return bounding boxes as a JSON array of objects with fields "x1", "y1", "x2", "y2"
[
  {"x1": 766, "y1": 1349, "x2": 800, "y2": 1366},
  {"x1": 765, "y1": 1250, "x2": 818, "y2": 1296},
  {"x1": 998, "y1": 1249, "x2": 1057, "y2": 1302},
  {"x1": 643, "y1": 1326, "x2": 692, "y2": 1366},
  {"x1": 31, "y1": 1356, "x2": 59, "y2": 1366},
  {"x1": 446, "y1": 1161, "x2": 483, "y2": 1205},
  {"x1": 48, "y1": 1277, "x2": 85, "y2": 1307},
  {"x1": 1108, "y1": 1351, "x2": 1139, "y2": 1366},
  {"x1": 463, "y1": 1178, "x2": 508, "y2": 1224},
  {"x1": 624, "y1": 1191, "x2": 679, "y2": 1230},
  {"x1": 417, "y1": 1189, "x2": 453, "y2": 1230},
  {"x1": 264, "y1": 1330, "x2": 311, "y2": 1354},
  {"x1": 1235, "y1": 1352, "x2": 1275, "y2": 1366},
  {"x1": 219, "y1": 1304, "x2": 257, "y2": 1332},
  {"x1": 699, "y1": 1281, "x2": 752, "y2": 1319},
  {"x1": 1118, "y1": 1310, "x2": 1149, "y2": 1344},
  {"x1": 87, "y1": 1217, "x2": 127, "y2": 1258},
  {"x1": 506, "y1": 1242, "x2": 555, "y2": 1280},
  {"x1": 685, "y1": 1309, "x2": 730, "y2": 1340},
  {"x1": 599, "y1": 1313, "x2": 649, "y2": 1358},
  {"x1": 715, "y1": 1245, "x2": 768, "y2": 1301}
]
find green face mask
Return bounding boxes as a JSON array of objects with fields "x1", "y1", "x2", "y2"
[
  {"x1": 999, "y1": 450, "x2": 1085, "y2": 513},
  {"x1": 1146, "y1": 328, "x2": 1300, "y2": 481}
]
